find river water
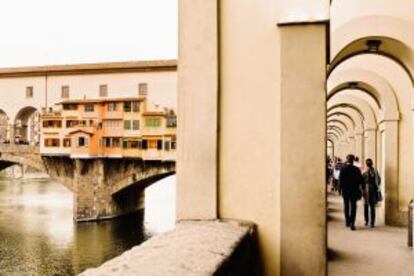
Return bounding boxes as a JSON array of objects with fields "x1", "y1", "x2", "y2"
[{"x1": 0, "y1": 175, "x2": 176, "y2": 275}]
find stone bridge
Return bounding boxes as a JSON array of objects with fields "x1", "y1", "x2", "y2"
[{"x1": 0, "y1": 144, "x2": 176, "y2": 221}]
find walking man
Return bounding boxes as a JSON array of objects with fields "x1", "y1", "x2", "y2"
[{"x1": 339, "y1": 154, "x2": 363, "y2": 230}]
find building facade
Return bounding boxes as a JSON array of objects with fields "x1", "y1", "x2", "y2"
[
  {"x1": 0, "y1": 60, "x2": 177, "y2": 145},
  {"x1": 40, "y1": 96, "x2": 176, "y2": 160}
]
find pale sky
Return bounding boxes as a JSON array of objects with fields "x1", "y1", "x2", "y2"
[{"x1": 0, "y1": 0, "x2": 177, "y2": 67}]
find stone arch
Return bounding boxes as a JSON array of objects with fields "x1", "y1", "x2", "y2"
[
  {"x1": 328, "y1": 68, "x2": 400, "y2": 120},
  {"x1": 328, "y1": 94, "x2": 378, "y2": 129},
  {"x1": 327, "y1": 112, "x2": 357, "y2": 130},
  {"x1": 327, "y1": 125, "x2": 346, "y2": 137},
  {"x1": 329, "y1": 16, "x2": 414, "y2": 86},
  {"x1": 327, "y1": 119, "x2": 349, "y2": 133}
]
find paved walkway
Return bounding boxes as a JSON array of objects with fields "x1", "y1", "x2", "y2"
[{"x1": 328, "y1": 192, "x2": 414, "y2": 276}]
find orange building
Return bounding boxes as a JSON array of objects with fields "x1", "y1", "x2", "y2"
[{"x1": 40, "y1": 97, "x2": 176, "y2": 161}]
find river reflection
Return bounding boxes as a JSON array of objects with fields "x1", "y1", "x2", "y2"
[{"x1": 0, "y1": 175, "x2": 176, "y2": 275}]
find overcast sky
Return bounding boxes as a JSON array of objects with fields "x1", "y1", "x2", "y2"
[{"x1": 0, "y1": 0, "x2": 177, "y2": 67}]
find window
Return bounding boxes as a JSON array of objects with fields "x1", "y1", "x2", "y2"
[
  {"x1": 157, "y1": 140, "x2": 163, "y2": 150},
  {"x1": 124, "y1": 102, "x2": 131, "y2": 112},
  {"x1": 44, "y1": 138, "x2": 60, "y2": 147},
  {"x1": 104, "y1": 120, "x2": 120, "y2": 128},
  {"x1": 171, "y1": 141, "x2": 176, "y2": 150},
  {"x1": 104, "y1": 137, "x2": 120, "y2": 148},
  {"x1": 42, "y1": 120, "x2": 62, "y2": 128},
  {"x1": 26, "y1": 86, "x2": 33, "y2": 98},
  {"x1": 132, "y1": 101, "x2": 140, "y2": 112},
  {"x1": 63, "y1": 138, "x2": 71, "y2": 147},
  {"x1": 84, "y1": 104, "x2": 94, "y2": 112},
  {"x1": 142, "y1": 140, "x2": 148, "y2": 150},
  {"x1": 131, "y1": 140, "x2": 139, "y2": 149},
  {"x1": 138, "y1": 83, "x2": 148, "y2": 97},
  {"x1": 124, "y1": 120, "x2": 131, "y2": 130},
  {"x1": 112, "y1": 138, "x2": 120, "y2": 147},
  {"x1": 166, "y1": 116, "x2": 177, "y2": 128},
  {"x1": 148, "y1": 140, "x2": 157, "y2": 149},
  {"x1": 164, "y1": 141, "x2": 170, "y2": 151},
  {"x1": 107, "y1": 102, "x2": 117, "y2": 111},
  {"x1": 99, "y1": 85, "x2": 108, "y2": 97},
  {"x1": 132, "y1": 120, "x2": 139, "y2": 130},
  {"x1": 78, "y1": 137, "x2": 88, "y2": 147},
  {"x1": 61, "y1": 86, "x2": 70, "y2": 99},
  {"x1": 145, "y1": 117, "x2": 161, "y2": 127},
  {"x1": 63, "y1": 104, "x2": 78, "y2": 110}
]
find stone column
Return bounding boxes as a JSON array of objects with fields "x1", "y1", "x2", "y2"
[
  {"x1": 278, "y1": 21, "x2": 327, "y2": 276},
  {"x1": 348, "y1": 135, "x2": 356, "y2": 156},
  {"x1": 354, "y1": 132, "x2": 364, "y2": 162},
  {"x1": 364, "y1": 128, "x2": 376, "y2": 166},
  {"x1": 380, "y1": 120, "x2": 405, "y2": 226},
  {"x1": 8, "y1": 124, "x2": 15, "y2": 144}
]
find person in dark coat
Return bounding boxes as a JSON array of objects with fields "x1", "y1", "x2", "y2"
[
  {"x1": 339, "y1": 154, "x2": 363, "y2": 230},
  {"x1": 362, "y1": 158, "x2": 381, "y2": 227}
]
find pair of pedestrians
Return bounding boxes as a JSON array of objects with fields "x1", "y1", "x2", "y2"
[{"x1": 339, "y1": 154, "x2": 382, "y2": 230}]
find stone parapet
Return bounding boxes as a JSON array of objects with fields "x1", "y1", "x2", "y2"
[{"x1": 80, "y1": 220, "x2": 257, "y2": 276}]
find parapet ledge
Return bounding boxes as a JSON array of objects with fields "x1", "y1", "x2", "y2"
[{"x1": 79, "y1": 220, "x2": 257, "y2": 276}]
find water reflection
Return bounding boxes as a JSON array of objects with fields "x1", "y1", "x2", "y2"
[{"x1": 0, "y1": 175, "x2": 176, "y2": 275}]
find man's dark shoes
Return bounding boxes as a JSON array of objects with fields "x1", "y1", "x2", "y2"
[
  {"x1": 371, "y1": 224, "x2": 375, "y2": 228},
  {"x1": 350, "y1": 225, "x2": 356, "y2": 231},
  {"x1": 365, "y1": 222, "x2": 369, "y2": 226}
]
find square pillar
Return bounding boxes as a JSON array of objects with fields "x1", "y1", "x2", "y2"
[
  {"x1": 364, "y1": 128, "x2": 376, "y2": 166},
  {"x1": 355, "y1": 132, "x2": 364, "y2": 162},
  {"x1": 380, "y1": 121, "x2": 406, "y2": 226},
  {"x1": 177, "y1": 0, "x2": 219, "y2": 220},
  {"x1": 279, "y1": 21, "x2": 327, "y2": 276}
]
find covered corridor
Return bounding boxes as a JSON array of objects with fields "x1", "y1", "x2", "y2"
[{"x1": 328, "y1": 192, "x2": 414, "y2": 275}]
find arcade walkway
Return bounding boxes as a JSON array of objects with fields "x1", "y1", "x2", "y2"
[{"x1": 328, "y1": 193, "x2": 414, "y2": 275}]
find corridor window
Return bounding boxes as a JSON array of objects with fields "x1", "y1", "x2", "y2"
[
  {"x1": 138, "y1": 83, "x2": 148, "y2": 97},
  {"x1": 132, "y1": 120, "x2": 139, "y2": 130},
  {"x1": 26, "y1": 86, "x2": 33, "y2": 98},
  {"x1": 124, "y1": 120, "x2": 131, "y2": 130},
  {"x1": 84, "y1": 104, "x2": 94, "y2": 112},
  {"x1": 61, "y1": 86, "x2": 70, "y2": 99},
  {"x1": 99, "y1": 85, "x2": 108, "y2": 97}
]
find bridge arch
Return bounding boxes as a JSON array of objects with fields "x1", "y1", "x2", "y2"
[{"x1": 14, "y1": 106, "x2": 39, "y2": 145}]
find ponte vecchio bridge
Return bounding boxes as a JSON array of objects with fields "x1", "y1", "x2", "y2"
[{"x1": 0, "y1": 60, "x2": 177, "y2": 222}]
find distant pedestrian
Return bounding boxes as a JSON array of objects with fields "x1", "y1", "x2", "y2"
[
  {"x1": 333, "y1": 158, "x2": 344, "y2": 193},
  {"x1": 354, "y1": 156, "x2": 362, "y2": 171},
  {"x1": 362, "y1": 158, "x2": 381, "y2": 228},
  {"x1": 339, "y1": 154, "x2": 363, "y2": 231}
]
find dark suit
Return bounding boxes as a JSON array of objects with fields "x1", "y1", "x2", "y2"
[{"x1": 339, "y1": 164, "x2": 363, "y2": 227}]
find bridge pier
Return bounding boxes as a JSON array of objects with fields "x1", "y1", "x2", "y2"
[
  {"x1": 73, "y1": 159, "x2": 145, "y2": 222},
  {"x1": 0, "y1": 144, "x2": 175, "y2": 222}
]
